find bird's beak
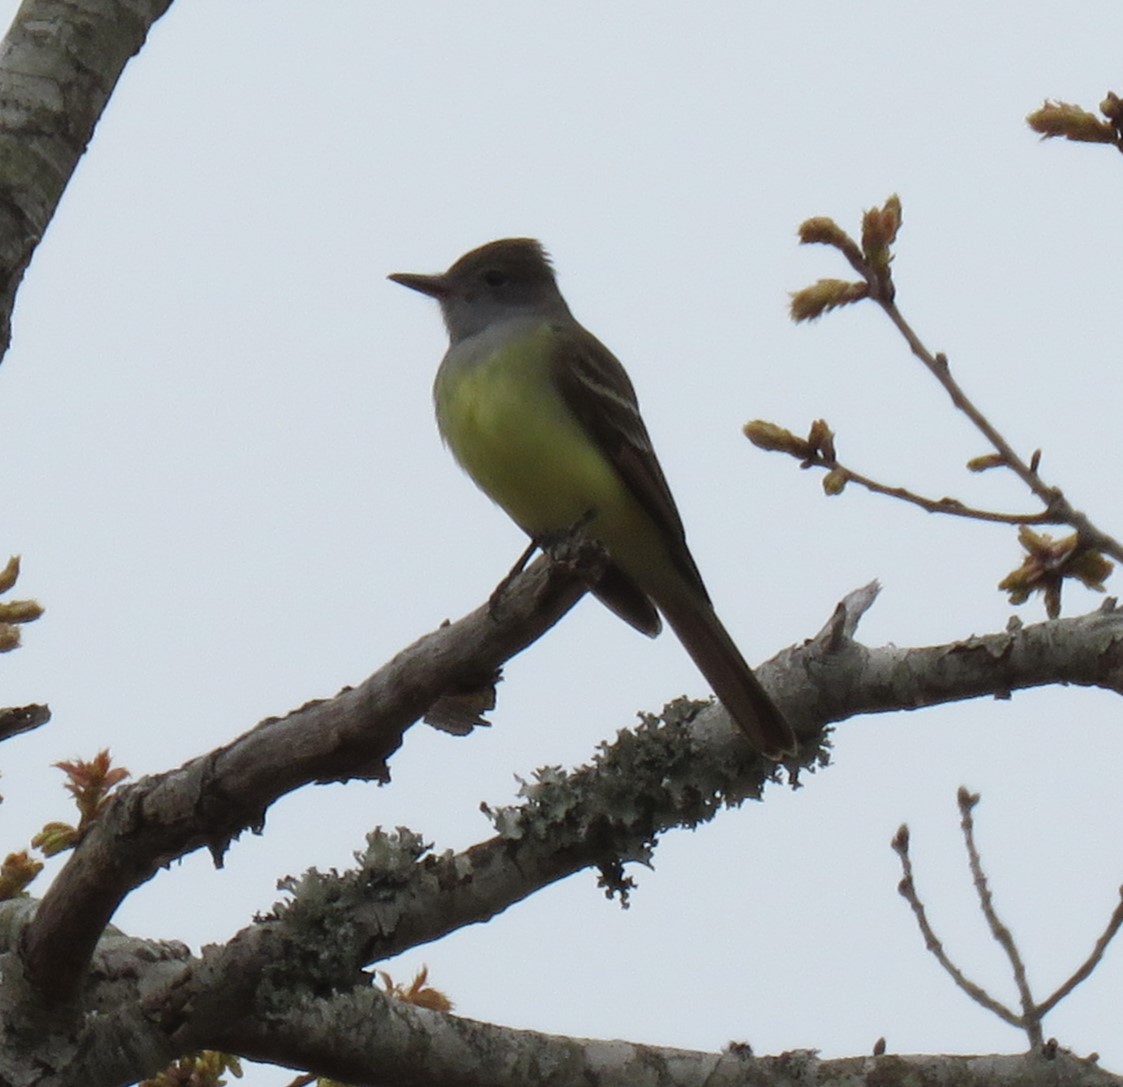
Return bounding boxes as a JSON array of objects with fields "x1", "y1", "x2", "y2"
[{"x1": 388, "y1": 271, "x2": 450, "y2": 299}]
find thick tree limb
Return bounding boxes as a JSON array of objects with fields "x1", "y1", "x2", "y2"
[
  {"x1": 0, "y1": 903, "x2": 190, "y2": 1087},
  {"x1": 52, "y1": 597, "x2": 1123, "y2": 1079},
  {"x1": 19, "y1": 549, "x2": 594, "y2": 1003},
  {"x1": 6, "y1": 587, "x2": 1123, "y2": 1078},
  {"x1": 23, "y1": 577, "x2": 1123, "y2": 1008},
  {"x1": 8, "y1": 906, "x2": 1117, "y2": 1087},
  {"x1": 774, "y1": 591, "x2": 1123, "y2": 727},
  {"x1": 143, "y1": 716, "x2": 788, "y2": 1051},
  {"x1": 0, "y1": 0, "x2": 175, "y2": 358},
  {"x1": 82, "y1": 972, "x2": 1123, "y2": 1087}
]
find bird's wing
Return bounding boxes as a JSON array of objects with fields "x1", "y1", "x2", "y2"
[{"x1": 548, "y1": 323, "x2": 710, "y2": 604}]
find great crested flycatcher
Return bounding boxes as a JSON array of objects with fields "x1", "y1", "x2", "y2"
[{"x1": 390, "y1": 239, "x2": 795, "y2": 758}]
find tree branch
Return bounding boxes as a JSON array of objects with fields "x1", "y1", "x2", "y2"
[
  {"x1": 873, "y1": 305, "x2": 1123, "y2": 564},
  {"x1": 206, "y1": 988, "x2": 1121, "y2": 1087},
  {"x1": 20, "y1": 927, "x2": 1113, "y2": 1087},
  {"x1": 4, "y1": 895, "x2": 1117, "y2": 1086},
  {"x1": 25, "y1": 570, "x2": 1123, "y2": 1007},
  {"x1": 0, "y1": 0, "x2": 175, "y2": 360},
  {"x1": 791, "y1": 200, "x2": 1123, "y2": 571},
  {"x1": 0, "y1": 702, "x2": 50, "y2": 742},
  {"x1": 117, "y1": 594, "x2": 1123, "y2": 1076},
  {"x1": 7, "y1": 586, "x2": 1123, "y2": 1076},
  {"x1": 19, "y1": 548, "x2": 595, "y2": 1003}
]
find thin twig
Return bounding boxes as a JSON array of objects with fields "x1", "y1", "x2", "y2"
[
  {"x1": 957, "y1": 788, "x2": 1041, "y2": 1047},
  {"x1": 891, "y1": 825, "x2": 1023, "y2": 1030},
  {"x1": 796, "y1": 206, "x2": 1123, "y2": 565},
  {"x1": 1036, "y1": 886, "x2": 1123, "y2": 1017},
  {"x1": 806, "y1": 456, "x2": 1056, "y2": 525},
  {"x1": 874, "y1": 300, "x2": 1123, "y2": 564},
  {"x1": 895, "y1": 788, "x2": 1123, "y2": 1044}
]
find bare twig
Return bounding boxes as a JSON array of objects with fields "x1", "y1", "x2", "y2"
[
  {"x1": 957, "y1": 788, "x2": 1041, "y2": 1046},
  {"x1": 895, "y1": 789, "x2": 1123, "y2": 1047},
  {"x1": 747, "y1": 417, "x2": 1081, "y2": 527},
  {"x1": 821, "y1": 455, "x2": 1052, "y2": 525},
  {"x1": 1037, "y1": 887, "x2": 1123, "y2": 1017},
  {"x1": 827, "y1": 463, "x2": 1050, "y2": 524},
  {"x1": 873, "y1": 304, "x2": 1123, "y2": 565},
  {"x1": 891, "y1": 825, "x2": 1022, "y2": 1029}
]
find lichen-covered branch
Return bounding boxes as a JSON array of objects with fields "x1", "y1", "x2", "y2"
[
  {"x1": 23, "y1": 568, "x2": 1123, "y2": 1009},
  {"x1": 6, "y1": 899, "x2": 1111, "y2": 1087},
  {"x1": 81, "y1": 968, "x2": 1123, "y2": 1087},
  {"x1": 19, "y1": 549, "x2": 592, "y2": 1003},
  {"x1": 3, "y1": 584, "x2": 1122, "y2": 1079}
]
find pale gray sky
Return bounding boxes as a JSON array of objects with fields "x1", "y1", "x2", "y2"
[{"x1": 2, "y1": 3, "x2": 1121, "y2": 1080}]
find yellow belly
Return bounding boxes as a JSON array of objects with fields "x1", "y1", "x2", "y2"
[{"x1": 434, "y1": 324, "x2": 667, "y2": 581}]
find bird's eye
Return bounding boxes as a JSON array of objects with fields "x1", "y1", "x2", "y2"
[{"x1": 483, "y1": 269, "x2": 507, "y2": 287}]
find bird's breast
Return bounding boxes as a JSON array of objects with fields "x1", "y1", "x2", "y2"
[{"x1": 433, "y1": 323, "x2": 642, "y2": 545}]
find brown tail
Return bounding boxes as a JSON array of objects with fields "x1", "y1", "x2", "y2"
[{"x1": 657, "y1": 591, "x2": 796, "y2": 759}]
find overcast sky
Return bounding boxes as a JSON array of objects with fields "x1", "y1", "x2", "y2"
[{"x1": 2, "y1": 3, "x2": 1122, "y2": 1081}]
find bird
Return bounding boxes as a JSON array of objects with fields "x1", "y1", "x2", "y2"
[{"x1": 389, "y1": 238, "x2": 796, "y2": 758}]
